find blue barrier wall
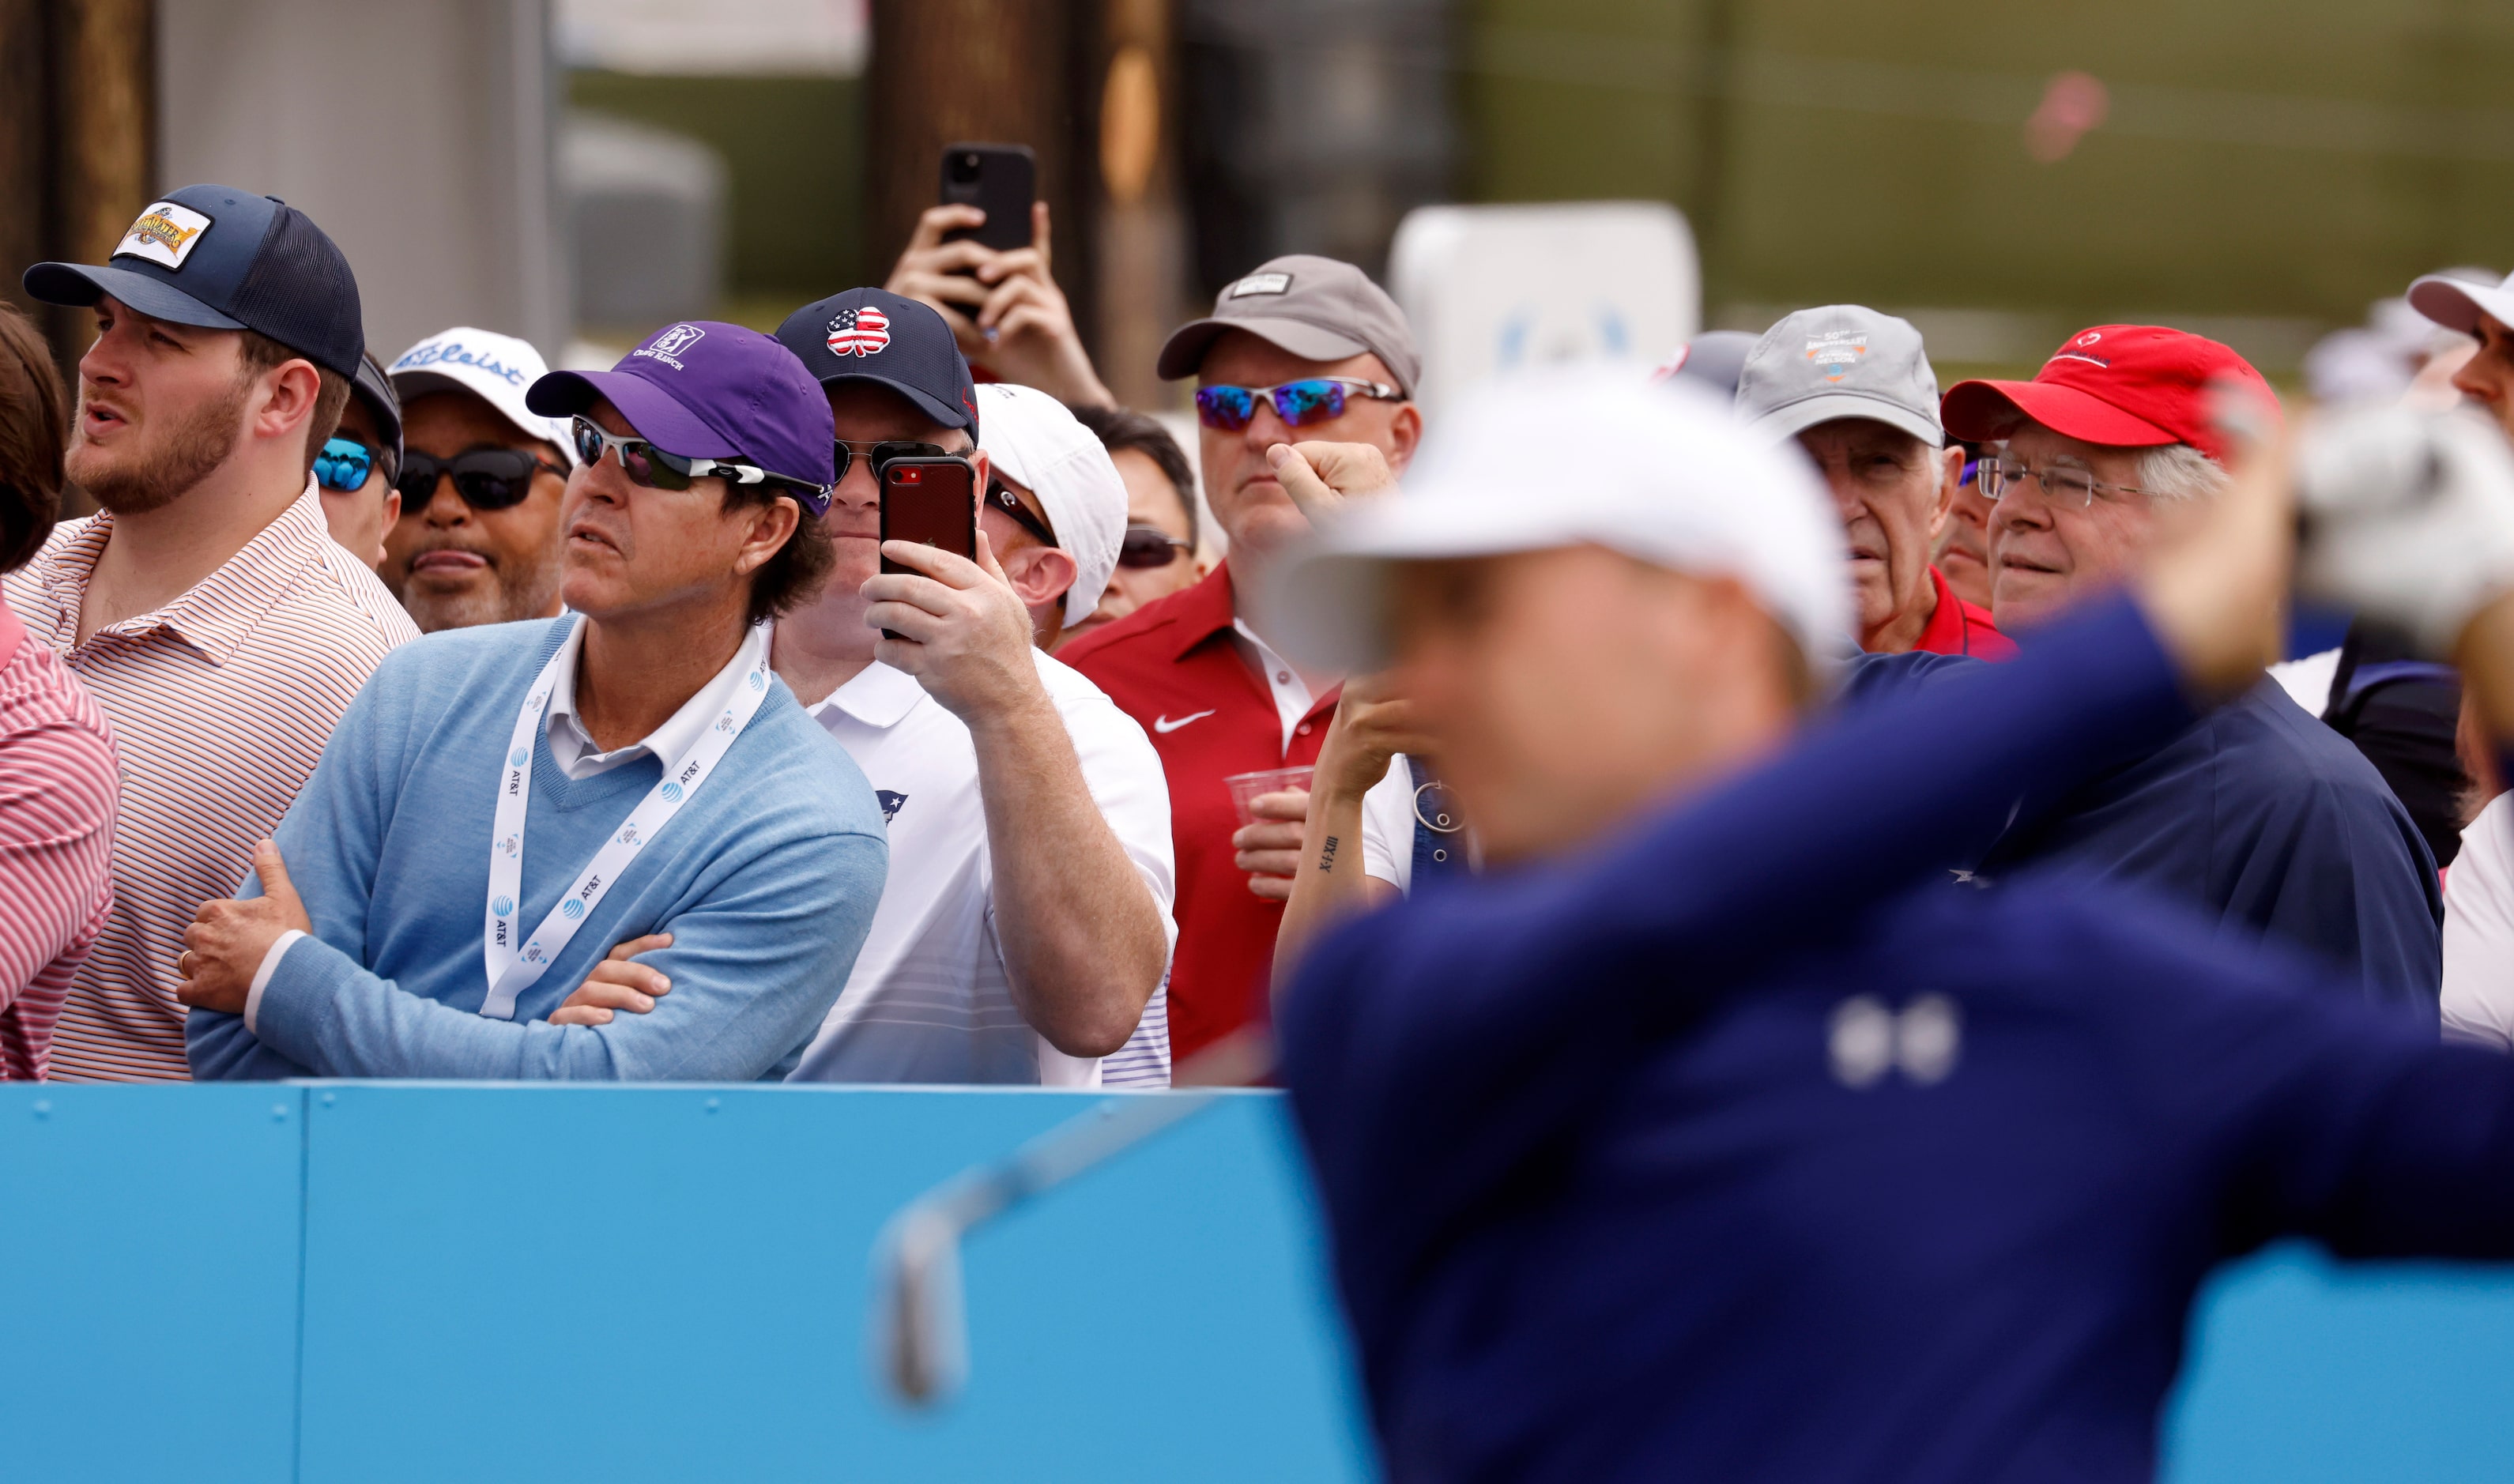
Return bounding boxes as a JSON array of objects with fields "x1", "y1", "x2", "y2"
[
  {"x1": 9, "y1": 1080, "x2": 2514, "y2": 1482},
  {"x1": 2, "y1": 1083, "x2": 1373, "y2": 1484}
]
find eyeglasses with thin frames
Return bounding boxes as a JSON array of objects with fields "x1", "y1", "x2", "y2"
[{"x1": 1978, "y1": 456, "x2": 2165, "y2": 510}]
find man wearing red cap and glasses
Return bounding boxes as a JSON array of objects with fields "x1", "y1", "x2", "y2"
[{"x1": 1939, "y1": 326, "x2": 2443, "y2": 1006}]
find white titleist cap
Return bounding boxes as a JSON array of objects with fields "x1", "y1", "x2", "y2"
[
  {"x1": 974, "y1": 382, "x2": 1126, "y2": 626},
  {"x1": 1261, "y1": 365, "x2": 1852, "y2": 675},
  {"x1": 386, "y1": 327, "x2": 577, "y2": 465}
]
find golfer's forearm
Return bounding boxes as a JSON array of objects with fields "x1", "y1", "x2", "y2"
[{"x1": 972, "y1": 697, "x2": 1167, "y2": 1057}]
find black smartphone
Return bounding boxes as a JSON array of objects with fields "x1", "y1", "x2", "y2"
[
  {"x1": 938, "y1": 142, "x2": 1035, "y2": 253},
  {"x1": 878, "y1": 457, "x2": 978, "y2": 640}
]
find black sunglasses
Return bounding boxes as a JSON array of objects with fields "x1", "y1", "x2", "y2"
[
  {"x1": 397, "y1": 445, "x2": 564, "y2": 512},
  {"x1": 1118, "y1": 525, "x2": 1189, "y2": 569},
  {"x1": 986, "y1": 479, "x2": 1059, "y2": 548}
]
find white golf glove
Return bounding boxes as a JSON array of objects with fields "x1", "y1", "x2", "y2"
[{"x1": 2295, "y1": 405, "x2": 2514, "y2": 658}]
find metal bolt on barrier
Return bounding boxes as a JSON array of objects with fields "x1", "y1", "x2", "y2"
[{"x1": 32, "y1": 1099, "x2": 50, "y2": 1120}]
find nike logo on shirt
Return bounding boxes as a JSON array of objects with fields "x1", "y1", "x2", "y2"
[{"x1": 1154, "y1": 710, "x2": 1217, "y2": 733}]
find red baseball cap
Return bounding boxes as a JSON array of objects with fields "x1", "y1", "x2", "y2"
[{"x1": 1941, "y1": 325, "x2": 2280, "y2": 464}]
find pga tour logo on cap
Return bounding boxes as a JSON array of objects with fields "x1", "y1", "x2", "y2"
[
  {"x1": 115, "y1": 201, "x2": 213, "y2": 271},
  {"x1": 1805, "y1": 332, "x2": 1868, "y2": 384},
  {"x1": 636, "y1": 322, "x2": 707, "y2": 371},
  {"x1": 825, "y1": 306, "x2": 890, "y2": 357},
  {"x1": 1227, "y1": 272, "x2": 1292, "y2": 298}
]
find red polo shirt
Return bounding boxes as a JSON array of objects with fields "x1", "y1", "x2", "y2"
[
  {"x1": 1060, "y1": 563, "x2": 1338, "y2": 1063},
  {"x1": 1912, "y1": 566, "x2": 2016, "y2": 659}
]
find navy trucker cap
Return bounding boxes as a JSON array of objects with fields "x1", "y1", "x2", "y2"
[
  {"x1": 23, "y1": 184, "x2": 365, "y2": 380},
  {"x1": 774, "y1": 288, "x2": 978, "y2": 435}
]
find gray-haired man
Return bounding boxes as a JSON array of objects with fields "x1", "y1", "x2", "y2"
[{"x1": 1738, "y1": 306, "x2": 2009, "y2": 657}]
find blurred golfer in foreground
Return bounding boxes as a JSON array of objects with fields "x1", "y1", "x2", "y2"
[{"x1": 1265, "y1": 368, "x2": 2514, "y2": 1483}]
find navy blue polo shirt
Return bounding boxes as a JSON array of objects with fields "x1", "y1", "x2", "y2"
[
  {"x1": 1845, "y1": 650, "x2": 2443, "y2": 1005},
  {"x1": 1280, "y1": 600, "x2": 2514, "y2": 1484}
]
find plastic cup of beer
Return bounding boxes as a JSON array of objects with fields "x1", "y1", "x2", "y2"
[{"x1": 1225, "y1": 765, "x2": 1314, "y2": 827}]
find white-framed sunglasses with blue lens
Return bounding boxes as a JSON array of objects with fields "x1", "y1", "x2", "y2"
[{"x1": 568, "y1": 415, "x2": 832, "y2": 516}]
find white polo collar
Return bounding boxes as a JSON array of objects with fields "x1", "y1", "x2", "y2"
[
  {"x1": 545, "y1": 616, "x2": 767, "y2": 779},
  {"x1": 811, "y1": 658, "x2": 929, "y2": 732}
]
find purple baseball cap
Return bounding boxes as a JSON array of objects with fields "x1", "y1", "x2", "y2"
[{"x1": 527, "y1": 321, "x2": 838, "y2": 505}]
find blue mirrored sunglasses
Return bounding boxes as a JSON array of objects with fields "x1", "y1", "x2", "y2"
[
  {"x1": 315, "y1": 436, "x2": 379, "y2": 494},
  {"x1": 1193, "y1": 378, "x2": 1403, "y2": 432}
]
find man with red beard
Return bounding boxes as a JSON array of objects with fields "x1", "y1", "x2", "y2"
[
  {"x1": 380, "y1": 327, "x2": 579, "y2": 631},
  {"x1": 6, "y1": 185, "x2": 416, "y2": 1080}
]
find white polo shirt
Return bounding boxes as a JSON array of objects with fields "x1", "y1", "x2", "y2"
[
  {"x1": 2444, "y1": 792, "x2": 2514, "y2": 1050},
  {"x1": 789, "y1": 650, "x2": 1177, "y2": 1086},
  {"x1": 1359, "y1": 758, "x2": 1418, "y2": 895}
]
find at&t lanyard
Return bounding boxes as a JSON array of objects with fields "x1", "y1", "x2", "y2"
[{"x1": 481, "y1": 618, "x2": 771, "y2": 1019}]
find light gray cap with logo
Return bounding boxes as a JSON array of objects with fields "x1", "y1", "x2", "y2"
[
  {"x1": 1735, "y1": 304, "x2": 1943, "y2": 449},
  {"x1": 1156, "y1": 254, "x2": 1422, "y2": 397}
]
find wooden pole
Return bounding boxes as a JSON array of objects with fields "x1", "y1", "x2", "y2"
[
  {"x1": 1091, "y1": 0, "x2": 1185, "y2": 409},
  {"x1": 866, "y1": 0, "x2": 1096, "y2": 373},
  {"x1": 0, "y1": 0, "x2": 55, "y2": 326},
  {"x1": 52, "y1": 0, "x2": 155, "y2": 273}
]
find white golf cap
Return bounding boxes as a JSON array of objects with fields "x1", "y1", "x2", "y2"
[
  {"x1": 2408, "y1": 269, "x2": 2514, "y2": 339},
  {"x1": 386, "y1": 327, "x2": 576, "y2": 465},
  {"x1": 974, "y1": 383, "x2": 1125, "y2": 627},
  {"x1": 1261, "y1": 365, "x2": 1852, "y2": 676}
]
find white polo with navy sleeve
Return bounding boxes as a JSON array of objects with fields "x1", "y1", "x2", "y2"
[{"x1": 789, "y1": 649, "x2": 1177, "y2": 1086}]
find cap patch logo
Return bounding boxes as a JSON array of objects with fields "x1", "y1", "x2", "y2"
[
  {"x1": 636, "y1": 322, "x2": 707, "y2": 371},
  {"x1": 2049, "y1": 327, "x2": 2110, "y2": 368},
  {"x1": 1805, "y1": 332, "x2": 1868, "y2": 383},
  {"x1": 1228, "y1": 272, "x2": 1292, "y2": 298},
  {"x1": 826, "y1": 306, "x2": 891, "y2": 357},
  {"x1": 115, "y1": 201, "x2": 213, "y2": 271}
]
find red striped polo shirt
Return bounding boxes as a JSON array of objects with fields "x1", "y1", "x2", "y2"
[
  {"x1": 1, "y1": 485, "x2": 418, "y2": 1080},
  {"x1": 0, "y1": 591, "x2": 118, "y2": 1079}
]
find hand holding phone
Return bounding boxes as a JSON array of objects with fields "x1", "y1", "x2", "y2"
[
  {"x1": 880, "y1": 143, "x2": 1114, "y2": 407},
  {"x1": 938, "y1": 144, "x2": 1036, "y2": 253},
  {"x1": 879, "y1": 456, "x2": 979, "y2": 640}
]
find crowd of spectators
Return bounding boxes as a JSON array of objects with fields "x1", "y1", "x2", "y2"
[{"x1": 14, "y1": 175, "x2": 2514, "y2": 1478}]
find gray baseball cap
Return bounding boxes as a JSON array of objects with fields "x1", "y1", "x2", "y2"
[
  {"x1": 1157, "y1": 254, "x2": 1422, "y2": 396},
  {"x1": 1736, "y1": 305, "x2": 1943, "y2": 449}
]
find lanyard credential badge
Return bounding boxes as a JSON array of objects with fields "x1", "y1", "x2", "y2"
[{"x1": 480, "y1": 618, "x2": 772, "y2": 1019}]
